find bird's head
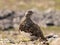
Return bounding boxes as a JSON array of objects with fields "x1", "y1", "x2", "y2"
[{"x1": 25, "y1": 10, "x2": 33, "y2": 18}]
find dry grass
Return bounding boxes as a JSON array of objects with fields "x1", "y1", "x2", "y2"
[{"x1": 0, "y1": 0, "x2": 59, "y2": 10}]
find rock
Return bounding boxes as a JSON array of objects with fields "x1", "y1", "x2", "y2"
[
  {"x1": 50, "y1": 38, "x2": 60, "y2": 45},
  {"x1": 45, "y1": 33, "x2": 59, "y2": 43}
]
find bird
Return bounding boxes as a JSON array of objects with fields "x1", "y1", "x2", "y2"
[{"x1": 19, "y1": 10, "x2": 49, "y2": 45}]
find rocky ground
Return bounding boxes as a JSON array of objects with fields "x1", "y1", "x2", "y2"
[
  {"x1": 0, "y1": 27, "x2": 60, "y2": 45},
  {"x1": 0, "y1": 30, "x2": 43, "y2": 45}
]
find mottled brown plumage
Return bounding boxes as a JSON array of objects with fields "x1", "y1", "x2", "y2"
[{"x1": 19, "y1": 10, "x2": 49, "y2": 45}]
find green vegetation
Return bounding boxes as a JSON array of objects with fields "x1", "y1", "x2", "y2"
[
  {"x1": 54, "y1": 0, "x2": 60, "y2": 9},
  {"x1": 41, "y1": 26, "x2": 60, "y2": 35}
]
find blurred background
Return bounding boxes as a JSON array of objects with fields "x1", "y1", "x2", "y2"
[
  {"x1": 0, "y1": 0, "x2": 57, "y2": 10},
  {"x1": 0, "y1": 0, "x2": 59, "y2": 10}
]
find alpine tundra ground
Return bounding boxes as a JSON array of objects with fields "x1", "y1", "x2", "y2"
[{"x1": 0, "y1": 26, "x2": 60, "y2": 45}]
